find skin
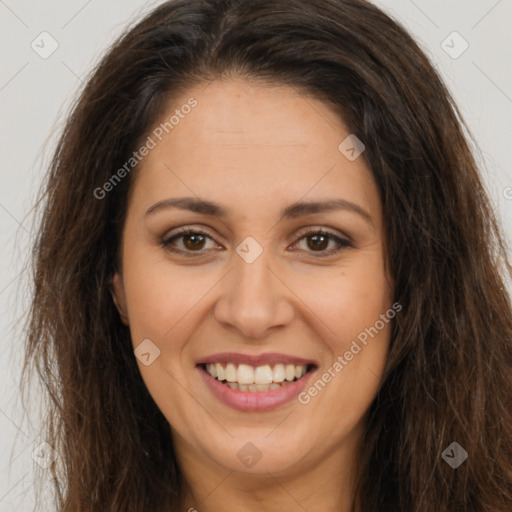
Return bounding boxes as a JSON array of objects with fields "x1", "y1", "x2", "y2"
[{"x1": 112, "y1": 77, "x2": 394, "y2": 512}]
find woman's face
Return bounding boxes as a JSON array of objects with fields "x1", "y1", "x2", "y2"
[{"x1": 113, "y1": 78, "x2": 393, "y2": 480}]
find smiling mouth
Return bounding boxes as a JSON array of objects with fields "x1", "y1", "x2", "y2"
[{"x1": 202, "y1": 362, "x2": 315, "y2": 392}]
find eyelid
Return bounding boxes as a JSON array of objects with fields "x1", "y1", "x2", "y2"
[
  {"x1": 160, "y1": 226, "x2": 220, "y2": 254},
  {"x1": 294, "y1": 225, "x2": 352, "y2": 243},
  {"x1": 290, "y1": 226, "x2": 355, "y2": 257},
  {"x1": 160, "y1": 225, "x2": 354, "y2": 257}
]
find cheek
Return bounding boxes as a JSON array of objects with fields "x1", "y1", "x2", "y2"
[
  {"x1": 121, "y1": 245, "x2": 212, "y2": 345},
  {"x1": 123, "y1": 242, "x2": 392, "y2": 348},
  {"x1": 121, "y1": 253, "x2": 205, "y2": 423},
  {"x1": 290, "y1": 253, "x2": 392, "y2": 345},
  {"x1": 290, "y1": 254, "x2": 392, "y2": 411}
]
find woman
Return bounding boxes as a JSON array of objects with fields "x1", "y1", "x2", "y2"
[{"x1": 22, "y1": 0, "x2": 512, "y2": 510}]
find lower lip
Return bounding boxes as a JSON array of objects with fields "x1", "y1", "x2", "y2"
[{"x1": 198, "y1": 365, "x2": 316, "y2": 412}]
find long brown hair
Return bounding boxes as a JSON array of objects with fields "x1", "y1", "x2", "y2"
[{"x1": 22, "y1": 0, "x2": 512, "y2": 510}]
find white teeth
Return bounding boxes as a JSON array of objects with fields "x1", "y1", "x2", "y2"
[
  {"x1": 205, "y1": 362, "x2": 310, "y2": 388},
  {"x1": 272, "y1": 364, "x2": 285, "y2": 383},
  {"x1": 285, "y1": 364, "x2": 296, "y2": 381},
  {"x1": 208, "y1": 363, "x2": 217, "y2": 378},
  {"x1": 254, "y1": 365, "x2": 273, "y2": 384},
  {"x1": 215, "y1": 363, "x2": 225, "y2": 381},
  {"x1": 225, "y1": 363, "x2": 237, "y2": 382},
  {"x1": 295, "y1": 365, "x2": 306, "y2": 379},
  {"x1": 237, "y1": 364, "x2": 255, "y2": 385},
  {"x1": 208, "y1": 380, "x2": 303, "y2": 392}
]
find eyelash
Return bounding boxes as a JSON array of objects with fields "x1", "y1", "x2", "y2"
[{"x1": 160, "y1": 227, "x2": 354, "y2": 258}]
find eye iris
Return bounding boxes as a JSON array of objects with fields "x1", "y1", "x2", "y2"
[
  {"x1": 307, "y1": 234, "x2": 329, "y2": 251},
  {"x1": 184, "y1": 233, "x2": 206, "y2": 250}
]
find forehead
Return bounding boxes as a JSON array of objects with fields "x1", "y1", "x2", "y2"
[
  {"x1": 157, "y1": 78, "x2": 348, "y2": 154},
  {"x1": 128, "y1": 78, "x2": 381, "y2": 224}
]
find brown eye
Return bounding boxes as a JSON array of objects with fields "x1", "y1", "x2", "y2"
[
  {"x1": 182, "y1": 233, "x2": 207, "y2": 250},
  {"x1": 306, "y1": 233, "x2": 330, "y2": 251},
  {"x1": 293, "y1": 229, "x2": 354, "y2": 257},
  {"x1": 161, "y1": 228, "x2": 218, "y2": 256}
]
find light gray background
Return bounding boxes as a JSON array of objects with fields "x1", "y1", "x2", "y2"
[{"x1": 1, "y1": 1, "x2": 511, "y2": 510}]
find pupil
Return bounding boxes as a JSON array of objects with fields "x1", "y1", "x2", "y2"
[
  {"x1": 308, "y1": 234, "x2": 328, "y2": 251},
  {"x1": 184, "y1": 234, "x2": 205, "y2": 250}
]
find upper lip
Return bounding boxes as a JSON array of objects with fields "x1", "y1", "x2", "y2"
[{"x1": 197, "y1": 352, "x2": 318, "y2": 367}]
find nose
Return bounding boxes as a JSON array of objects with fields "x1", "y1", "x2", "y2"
[{"x1": 213, "y1": 245, "x2": 295, "y2": 340}]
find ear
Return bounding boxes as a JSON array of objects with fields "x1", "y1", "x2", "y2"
[{"x1": 111, "y1": 272, "x2": 129, "y2": 325}]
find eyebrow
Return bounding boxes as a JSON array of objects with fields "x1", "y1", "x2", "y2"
[{"x1": 145, "y1": 196, "x2": 374, "y2": 225}]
